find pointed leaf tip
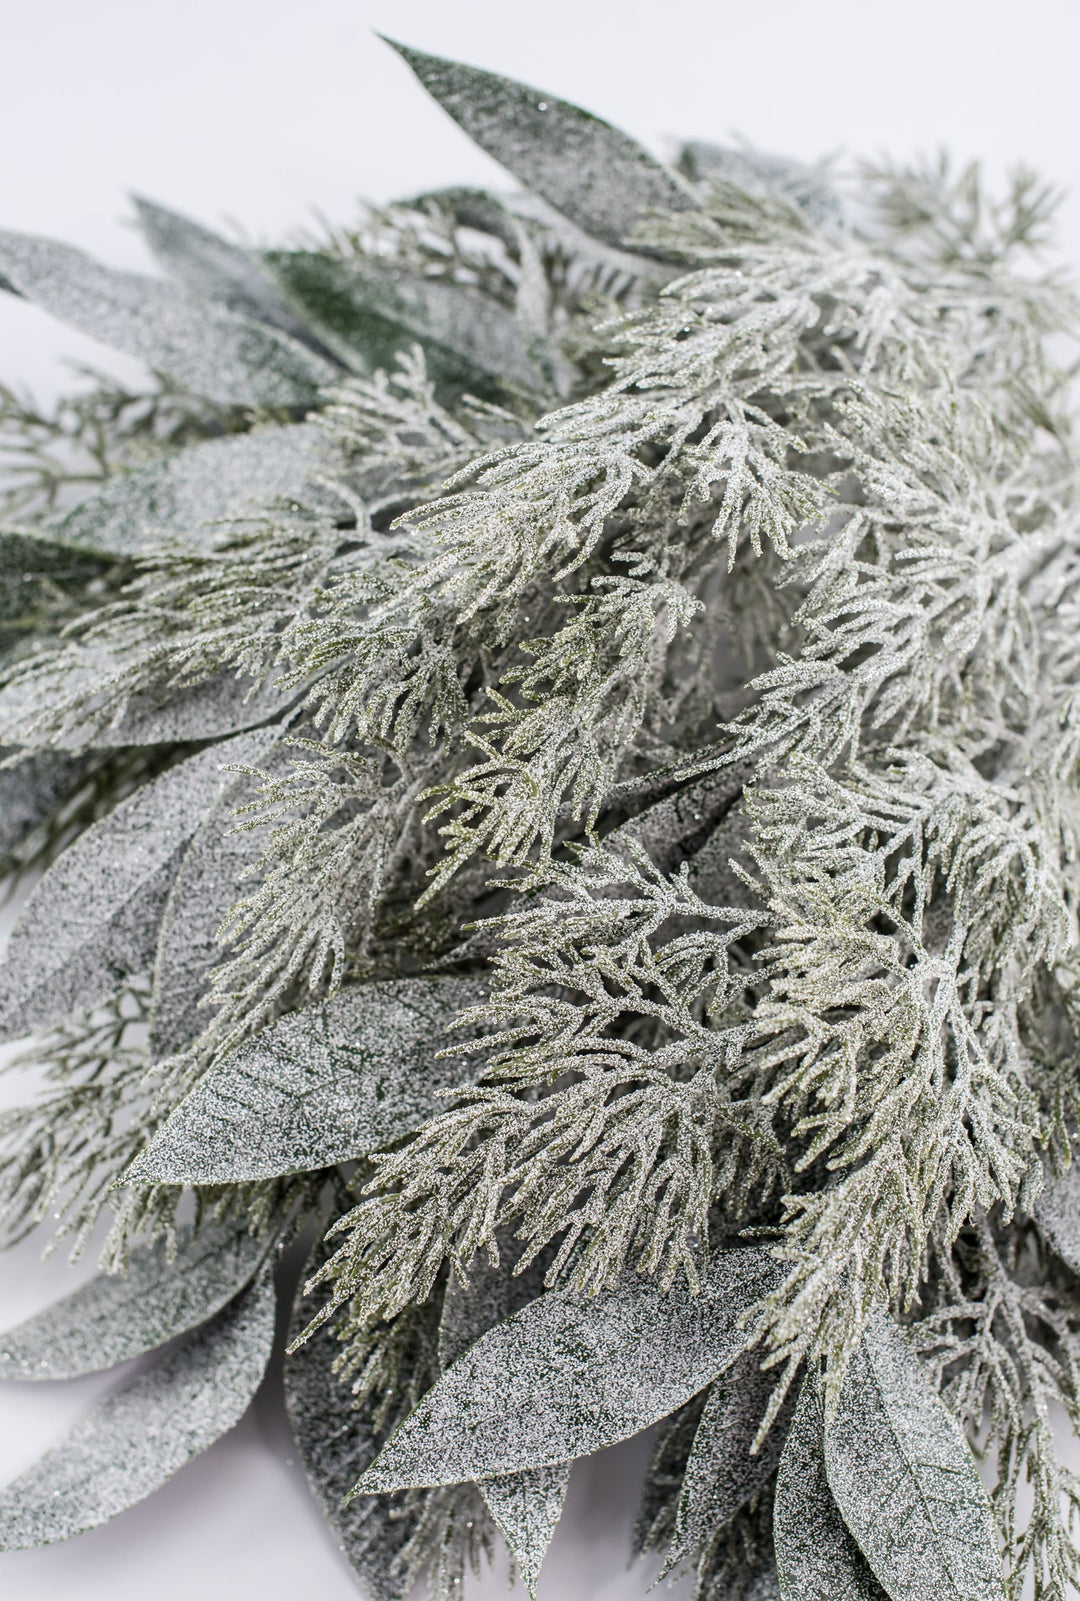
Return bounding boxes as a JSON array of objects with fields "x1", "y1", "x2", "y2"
[{"x1": 383, "y1": 41, "x2": 698, "y2": 249}]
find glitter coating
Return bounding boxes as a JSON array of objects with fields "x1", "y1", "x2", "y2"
[
  {"x1": 0, "y1": 730, "x2": 272, "y2": 1041},
  {"x1": 388, "y1": 43, "x2": 698, "y2": 249},
  {"x1": 265, "y1": 250, "x2": 542, "y2": 389},
  {"x1": 0, "y1": 231, "x2": 335, "y2": 408},
  {"x1": 824, "y1": 1309, "x2": 1003, "y2": 1601},
  {"x1": 0, "y1": 1268, "x2": 275, "y2": 1550},
  {"x1": 665, "y1": 1344, "x2": 796, "y2": 1573},
  {"x1": 0, "y1": 1220, "x2": 267, "y2": 1380},
  {"x1": 0, "y1": 749, "x2": 93, "y2": 858},
  {"x1": 129, "y1": 975, "x2": 489, "y2": 1184},
  {"x1": 439, "y1": 1240, "x2": 569, "y2": 1596},
  {"x1": 773, "y1": 1376, "x2": 886, "y2": 1601},
  {"x1": 133, "y1": 195, "x2": 326, "y2": 348},
  {"x1": 357, "y1": 1247, "x2": 782, "y2": 1491},
  {"x1": 1034, "y1": 1163, "x2": 1080, "y2": 1275},
  {"x1": 147, "y1": 761, "x2": 276, "y2": 1061},
  {"x1": 51, "y1": 422, "x2": 328, "y2": 557},
  {"x1": 285, "y1": 1243, "x2": 424, "y2": 1600}
]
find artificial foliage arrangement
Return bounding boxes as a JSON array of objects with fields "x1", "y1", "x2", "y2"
[{"x1": 1, "y1": 34, "x2": 1079, "y2": 1601}]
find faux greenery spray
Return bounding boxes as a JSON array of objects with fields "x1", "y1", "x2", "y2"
[{"x1": 0, "y1": 35, "x2": 1078, "y2": 1601}]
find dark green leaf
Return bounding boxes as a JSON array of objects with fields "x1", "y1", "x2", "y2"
[
  {"x1": 124, "y1": 975, "x2": 489, "y2": 1185},
  {"x1": 0, "y1": 730, "x2": 274, "y2": 1041},
  {"x1": 664, "y1": 1345, "x2": 795, "y2": 1573},
  {"x1": 264, "y1": 250, "x2": 539, "y2": 390},
  {"x1": 439, "y1": 1241, "x2": 568, "y2": 1597},
  {"x1": 354, "y1": 1246, "x2": 781, "y2": 1492},
  {"x1": 773, "y1": 1376, "x2": 886, "y2": 1601},
  {"x1": 824, "y1": 1309, "x2": 1004, "y2": 1601},
  {"x1": 0, "y1": 231, "x2": 336, "y2": 408},
  {"x1": 0, "y1": 1267, "x2": 275, "y2": 1549},
  {"x1": 49, "y1": 422, "x2": 330, "y2": 557},
  {"x1": 0, "y1": 1221, "x2": 268, "y2": 1379},
  {"x1": 386, "y1": 41, "x2": 699, "y2": 249}
]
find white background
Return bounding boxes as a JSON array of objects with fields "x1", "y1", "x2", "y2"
[{"x1": 1, "y1": 2, "x2": 1078, "y2": 1596}]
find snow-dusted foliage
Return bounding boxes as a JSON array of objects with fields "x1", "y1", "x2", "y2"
[{"x1": 1, "y1": 37, "x2": 1078, "y2": 1601}]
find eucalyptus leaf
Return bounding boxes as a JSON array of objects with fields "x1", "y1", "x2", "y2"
[
  {"x1": 0, "y1": 529, "x2": 114, "y2": 655},
  {"x1": 0, "y1": 730, "x2": 275, "y2": 1041},
  {"x1": 133, "y1": 195, "x2": 326, "y2": 347},
  {"x1": 285, "y1": 1240, "x2": 432, "y2": 1601},
  {"x1": 49, "y1": 422, "x2": 331, "y2": 557},
  {"x1": 664, "y1": 1345, "x2": 795, "y2": 1573},
  {"x1": 824, "y1": 1308, "x2": 1004, "y2": 1601},
  {"x1": 385, "y1": 41, "x2": 699, "y2": 249},
  {"x1": 264, "y1": 250, "x2": 539, "y2": 390},
  {"x1": 773, "y1": 1376, "x2": 887, "y2": 1601},
  {"x1": 0, "y1": 1221, "x2": 268, "y2": 1380},
  {"x1": 125, "y1": 975, "x2": 489, "y2": 1185},
  {"x1": 0, "y1": 231, "x2": 336, "y2": 408},
  {"x1": 354, "y1": 1246, "x2": 781, "y2": 1492},
  {"x1": 0, "y1": 1268, "x2": 275, "y2": 1550},
  {"x1": 439, "y1": 1241, "x2": 569, "y2": 1597},
  {"x1": 1034, "y1": 1161, "x2": 1080, "y2": 1274}
]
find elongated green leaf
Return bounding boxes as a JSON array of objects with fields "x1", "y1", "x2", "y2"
[
  {"x1": 0, "y1": 1221, "x2": 267, "y2": 1380},
  {"x1": 825, "y1": 1309, "x2": 1003, "y2": 1601},
  {"x1": 439, "y1": 1242, "x2": 568, "y2": 1597},
  {"x1": 678, "y1": 142, "x2": 844, "y2": 228},
  {"x1": 386, "y1": 41, "x2": 698, "y2": 249},
  {"x1": 354, "y1": 1247, "x2": 781, "y2": 1492},
  {"x1": 133, "y1": 196, "x2": 325, "y2": 347},
  {"x1": 125, "y1": 975, "x2": 489, "y2": 1185},
  {"x1": 611, "y1": 763, "x2": 748, "y2": 878},
  {"x1": 774, "y1": 1377, "x2": 886, "y2": 1601},
  {"x1": 264, "y1": 250, "x2": 539, "y2": 390},
  {"x1": 50, "y1": 422, "x2": 330, "y2": 557},
  {"x1": 1034, "y1": 1162, "x2": 1080, "y2": 1274},
  {"x1": 0, "y1": 231, "x2": 336, "y2": 408},
  {"x1": 664, "y1": 1345, "x2": 794, "y2": 1572},
  {"x1": 0, "y1": 730, "x2": 274, "y2": 1041},
  {"x1": 0, "y1": 1268, "x2": 275, "y2": 1549}
]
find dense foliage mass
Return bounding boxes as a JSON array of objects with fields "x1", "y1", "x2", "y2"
[{"x1": 1, "y1": 38, "x2": 1079, "y2": 1601}]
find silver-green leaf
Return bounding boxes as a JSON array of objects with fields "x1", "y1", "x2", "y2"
[
  {"x1": 354, "y1": 1246, "x2": 781, "y2": 1492},
  {"x1": 678, "y1": 142, "x2": 845, "y2": 229},
  {"x1": 125, "y1": 975, "x2": 489, "y2": 1185},
  {"x1": 385, "y1": 41, "x2": 699, "y2": 249},
  {"x1": 0, "y1": 231, "x2": 336, "y2": 408},
  {"x1": 0, "y1": 1221, "x2": 268, "y2": 1380},
  {"x1": 824, "y1": 1308, "x2": 1004, "y2": 1601},
  {"x1": 663, "y1": 1344, "x2": 795, "y2": 1573},
  {"x1": 49, "y1": 422, "x2": 330, "y2": 557},
  {"x1": 0, "y1": 1267, "x2": 275, "y2": 1549},
  {"x1": 0, "y1": 730, "x2": 274, "y2": 1041},
  {"x1": 1034, "y1": 1161, "x2": 1080, "y2": 1275},
  {"x1": 774, "y1": 1376, "x2": 887, "y2": 1601},
  {"x1": 0, "y1": 748, "x2": 94, "y2": 861},
  {"x1": 132, "y1": 195, "x2": 325, "y2": 348},
  {"x1": 439, "y1": 1242, "x2": 569, "y2": 1597},
  {"x1": 286, "y1": 1242, "x2": 440, "y2": 1601}
]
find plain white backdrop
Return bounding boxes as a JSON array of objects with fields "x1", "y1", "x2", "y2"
[{"x1": 1, "y1": 2, "x2": 1079, "y2": 1596}]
